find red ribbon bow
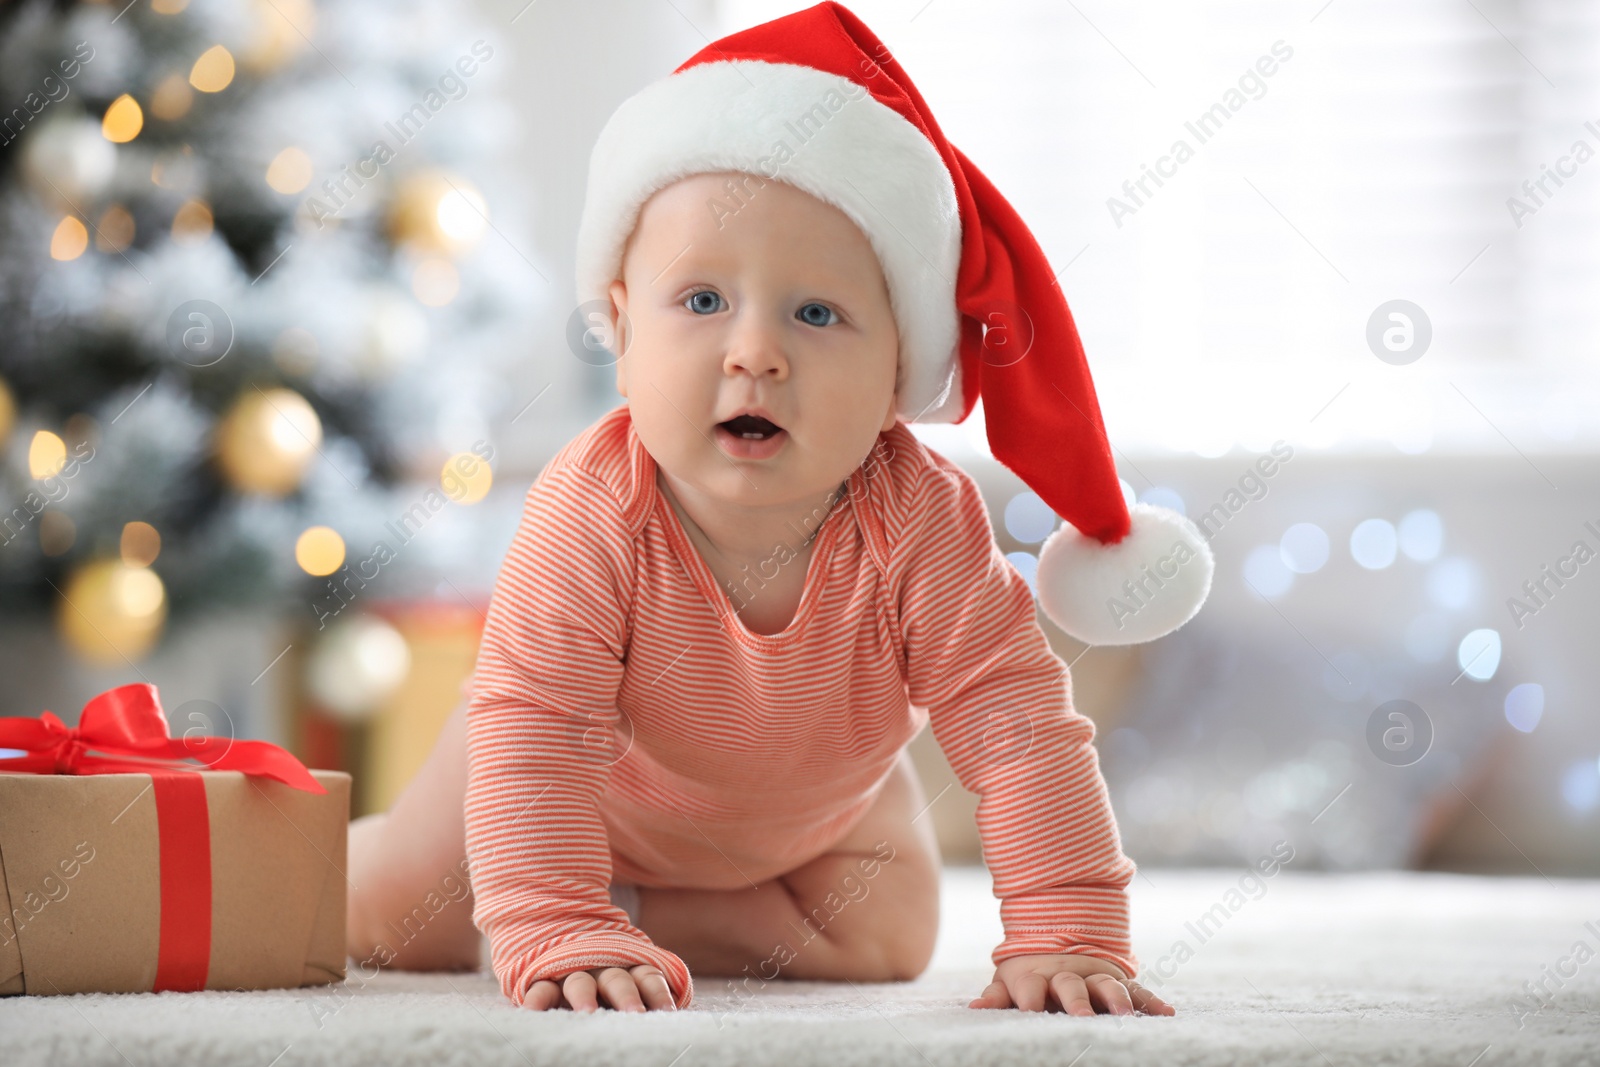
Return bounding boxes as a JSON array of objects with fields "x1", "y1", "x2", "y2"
[
  {"x1": 0, "y1": 683, "x2": 327, "y2": 992},
  {"x1": 0, "y1": 682, "x2": 325, "y2": 792}
]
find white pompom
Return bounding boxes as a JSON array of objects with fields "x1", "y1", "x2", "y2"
[{"x1": 1035, "y1": 502, "x2": 1214, "y2": 646}]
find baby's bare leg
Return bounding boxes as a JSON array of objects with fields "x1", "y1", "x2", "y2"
[
  {"x1": 348, "y1": 695, "x2": 938, "y2": 985},
  {"x1": 636, "y1": 747, "x2": 941, "y2": 983},
  {"x1": 347, "y1": 697, "x2": 483, "y2": 971}
]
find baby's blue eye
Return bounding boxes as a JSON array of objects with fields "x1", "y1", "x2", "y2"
[
  {"x1": 686, "y1": 290, "x2": 723, "y2": 314},
  {"x1": 797, "y1": 302, "x2": 837, "y2": 327}
]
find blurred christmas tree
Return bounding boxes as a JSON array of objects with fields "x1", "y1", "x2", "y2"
[{"x1": 0, "y1": 0, "x2": 534, "y2": 665}]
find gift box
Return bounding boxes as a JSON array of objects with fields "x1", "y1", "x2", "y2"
[{"x1": 0, "y1": 683, "x2": 349, "y2": 996}]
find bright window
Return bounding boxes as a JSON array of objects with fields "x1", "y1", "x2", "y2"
[{"x1": 713, "y1": 0, "x2": 1600, "y2": 457}]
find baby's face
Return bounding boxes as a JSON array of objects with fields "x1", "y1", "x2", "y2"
[{"x1": 608, "y1": 171, "x2": 899, "y2": 512}]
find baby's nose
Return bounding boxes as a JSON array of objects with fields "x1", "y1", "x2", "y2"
[{"x1": 722, "y1": 324, "x2": 789, "y2": 378}]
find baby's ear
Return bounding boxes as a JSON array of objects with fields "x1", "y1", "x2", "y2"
[
  {"x1": 607, "y1": 278, "x2": 628, "y2": 333},
  {"x1": 607, "y1": 279, "x2": 629, "y2": 396},
  {"x1": 880, "y1": 363, "x2": 902, "y2": 430}
]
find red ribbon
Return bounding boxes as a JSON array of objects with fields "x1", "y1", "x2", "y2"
[{"x1": 0, "y1": 683, "x2": 326, "y2": 992}]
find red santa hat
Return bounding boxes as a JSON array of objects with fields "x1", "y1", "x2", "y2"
[{"x1": 575, "y1": 1, "x2": 1213, "y2": 645}]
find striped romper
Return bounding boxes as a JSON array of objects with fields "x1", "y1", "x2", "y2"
[{"x1": 463, "y1": 403, "x2": 1138, "y2": 1008}]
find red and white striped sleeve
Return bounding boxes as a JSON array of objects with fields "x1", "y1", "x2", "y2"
[
  {"x1": 894, "y1": 455, "x2": 1140, "y2": 978},
  {"x1": 463, "y1": 456, "x2": 695, "y2": 1009}
]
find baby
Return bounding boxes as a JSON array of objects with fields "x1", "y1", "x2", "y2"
[{"x1": 348, "y1": 1, "x2": 1209, "y2": 1018}]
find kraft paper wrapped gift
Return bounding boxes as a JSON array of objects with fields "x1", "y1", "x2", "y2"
[{"x1": 0, "y1": 683, "x2": 349, "y2": 996}]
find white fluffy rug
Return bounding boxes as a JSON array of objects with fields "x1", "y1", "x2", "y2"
[{"x1": 4, "y1": 867, "x2": 1596, "y2": 1066}]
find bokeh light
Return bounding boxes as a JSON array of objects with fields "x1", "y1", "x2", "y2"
[
  {"x1": 1349, "y1": 518, "x2": 1398, "y2": 569},
  {"x1": 1244, "y1": 544, "x2": 1294, "y2": 598},
  {"x1": 1280, "y1": 522, "x2": 1330, "y2": 574},
  {"x1": 120, "y1": 521, "x2": 161, "y2": 566},
  {"x1": 49, "y1": 216, "x2": 88, "y2": 261},
  {"x1": 1503, "y1": 683, "x2": 1544, "y2": 733},
  {"x1": 149, "y1": 73, "x2": 194, "y2": 120},
  {"x1": 1427, "y1": 556, "x2": 1479, "y2": 610},
  {"x1": 1398, "y1": 508, "x2": 1443, "y2": 561},
  {"x1": 440, "y1": 451, "x2": 493, "y2": 504},
  {"x1": 1560, "y1": 759, "x2": 1600, "y2": 813},
  {"x1": 189, "y1": 45, "x2": 236, "y2": 93},
  {"x1": 1456, "y1": 628, "x2": 1501, "y2": 682},
  {"x1": 95, "y1": 204, "x2": 135, "y2": 253},
  {"x1": 101, "y1": 93, "x2": 143, "y2": 143},
  {"x1": 171, "y1": 198, "x2": 214, "y2": 244},
  {"x1": 1140, "y1": 486, "x2": 1186, "y2": 516},
  {"x1": 295, "y1": 525, "x2": 346, "y2": 576},
  {"x1": 28, "y1": 430, "x2": 68, "y2": 478},
  {"x1": 436, "y1": 184, "x2": 489, "y2": 245},
  {"x1": 111, "y1": 563, "x2": 164, "y2": 616},
  {"x1": 1003, "y1": 491, "x2": 1056, "y2": 543},
  {"x1": 266, "y1": 146, "x2": 313, "y2": 194},
  {"x1": 1005, "y1": 551, "x2": 1038, "y2": 594}
]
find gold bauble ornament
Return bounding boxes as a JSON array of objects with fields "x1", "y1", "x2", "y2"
[
  {"x1": 387, "y1": 170, "x2": 488, "y2": 256},
  {"x1": 58, "y1": 559, "x2": 167, "y2": 665},
  {"x1": 215, "y1": 387, "x2": 322, "y2": 496},
  {"x1": 306, "y1": 613, "x2": 411, "y2": 723}
]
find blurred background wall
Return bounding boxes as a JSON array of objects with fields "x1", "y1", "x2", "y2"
[{"x1": 1, "y1": 0, "x2": 1595, "y2": 877}]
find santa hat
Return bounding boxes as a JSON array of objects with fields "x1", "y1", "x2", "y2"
[{"x1": 575, "y1": 1, "x2": 1213, "y2": 646}]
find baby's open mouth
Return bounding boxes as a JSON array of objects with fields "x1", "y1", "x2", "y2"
[
  {"x1": 717, "y1": 414, "x2": 784, "y2": 440},
  {"x1": 713, "y1": 413, "x2": 789, "y2": 460}
]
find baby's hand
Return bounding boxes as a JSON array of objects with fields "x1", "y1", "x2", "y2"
[
  {"x1": 521, "y1": 964, "x2": 680, "y2": 1012},
  {"x1": 968, "y1": 954, "x2": 1175, "y2": 1016}
]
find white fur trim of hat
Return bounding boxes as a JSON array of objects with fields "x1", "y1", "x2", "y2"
[{"x1": 575, "y1": 58, "x2": 965, "y2": 424}]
